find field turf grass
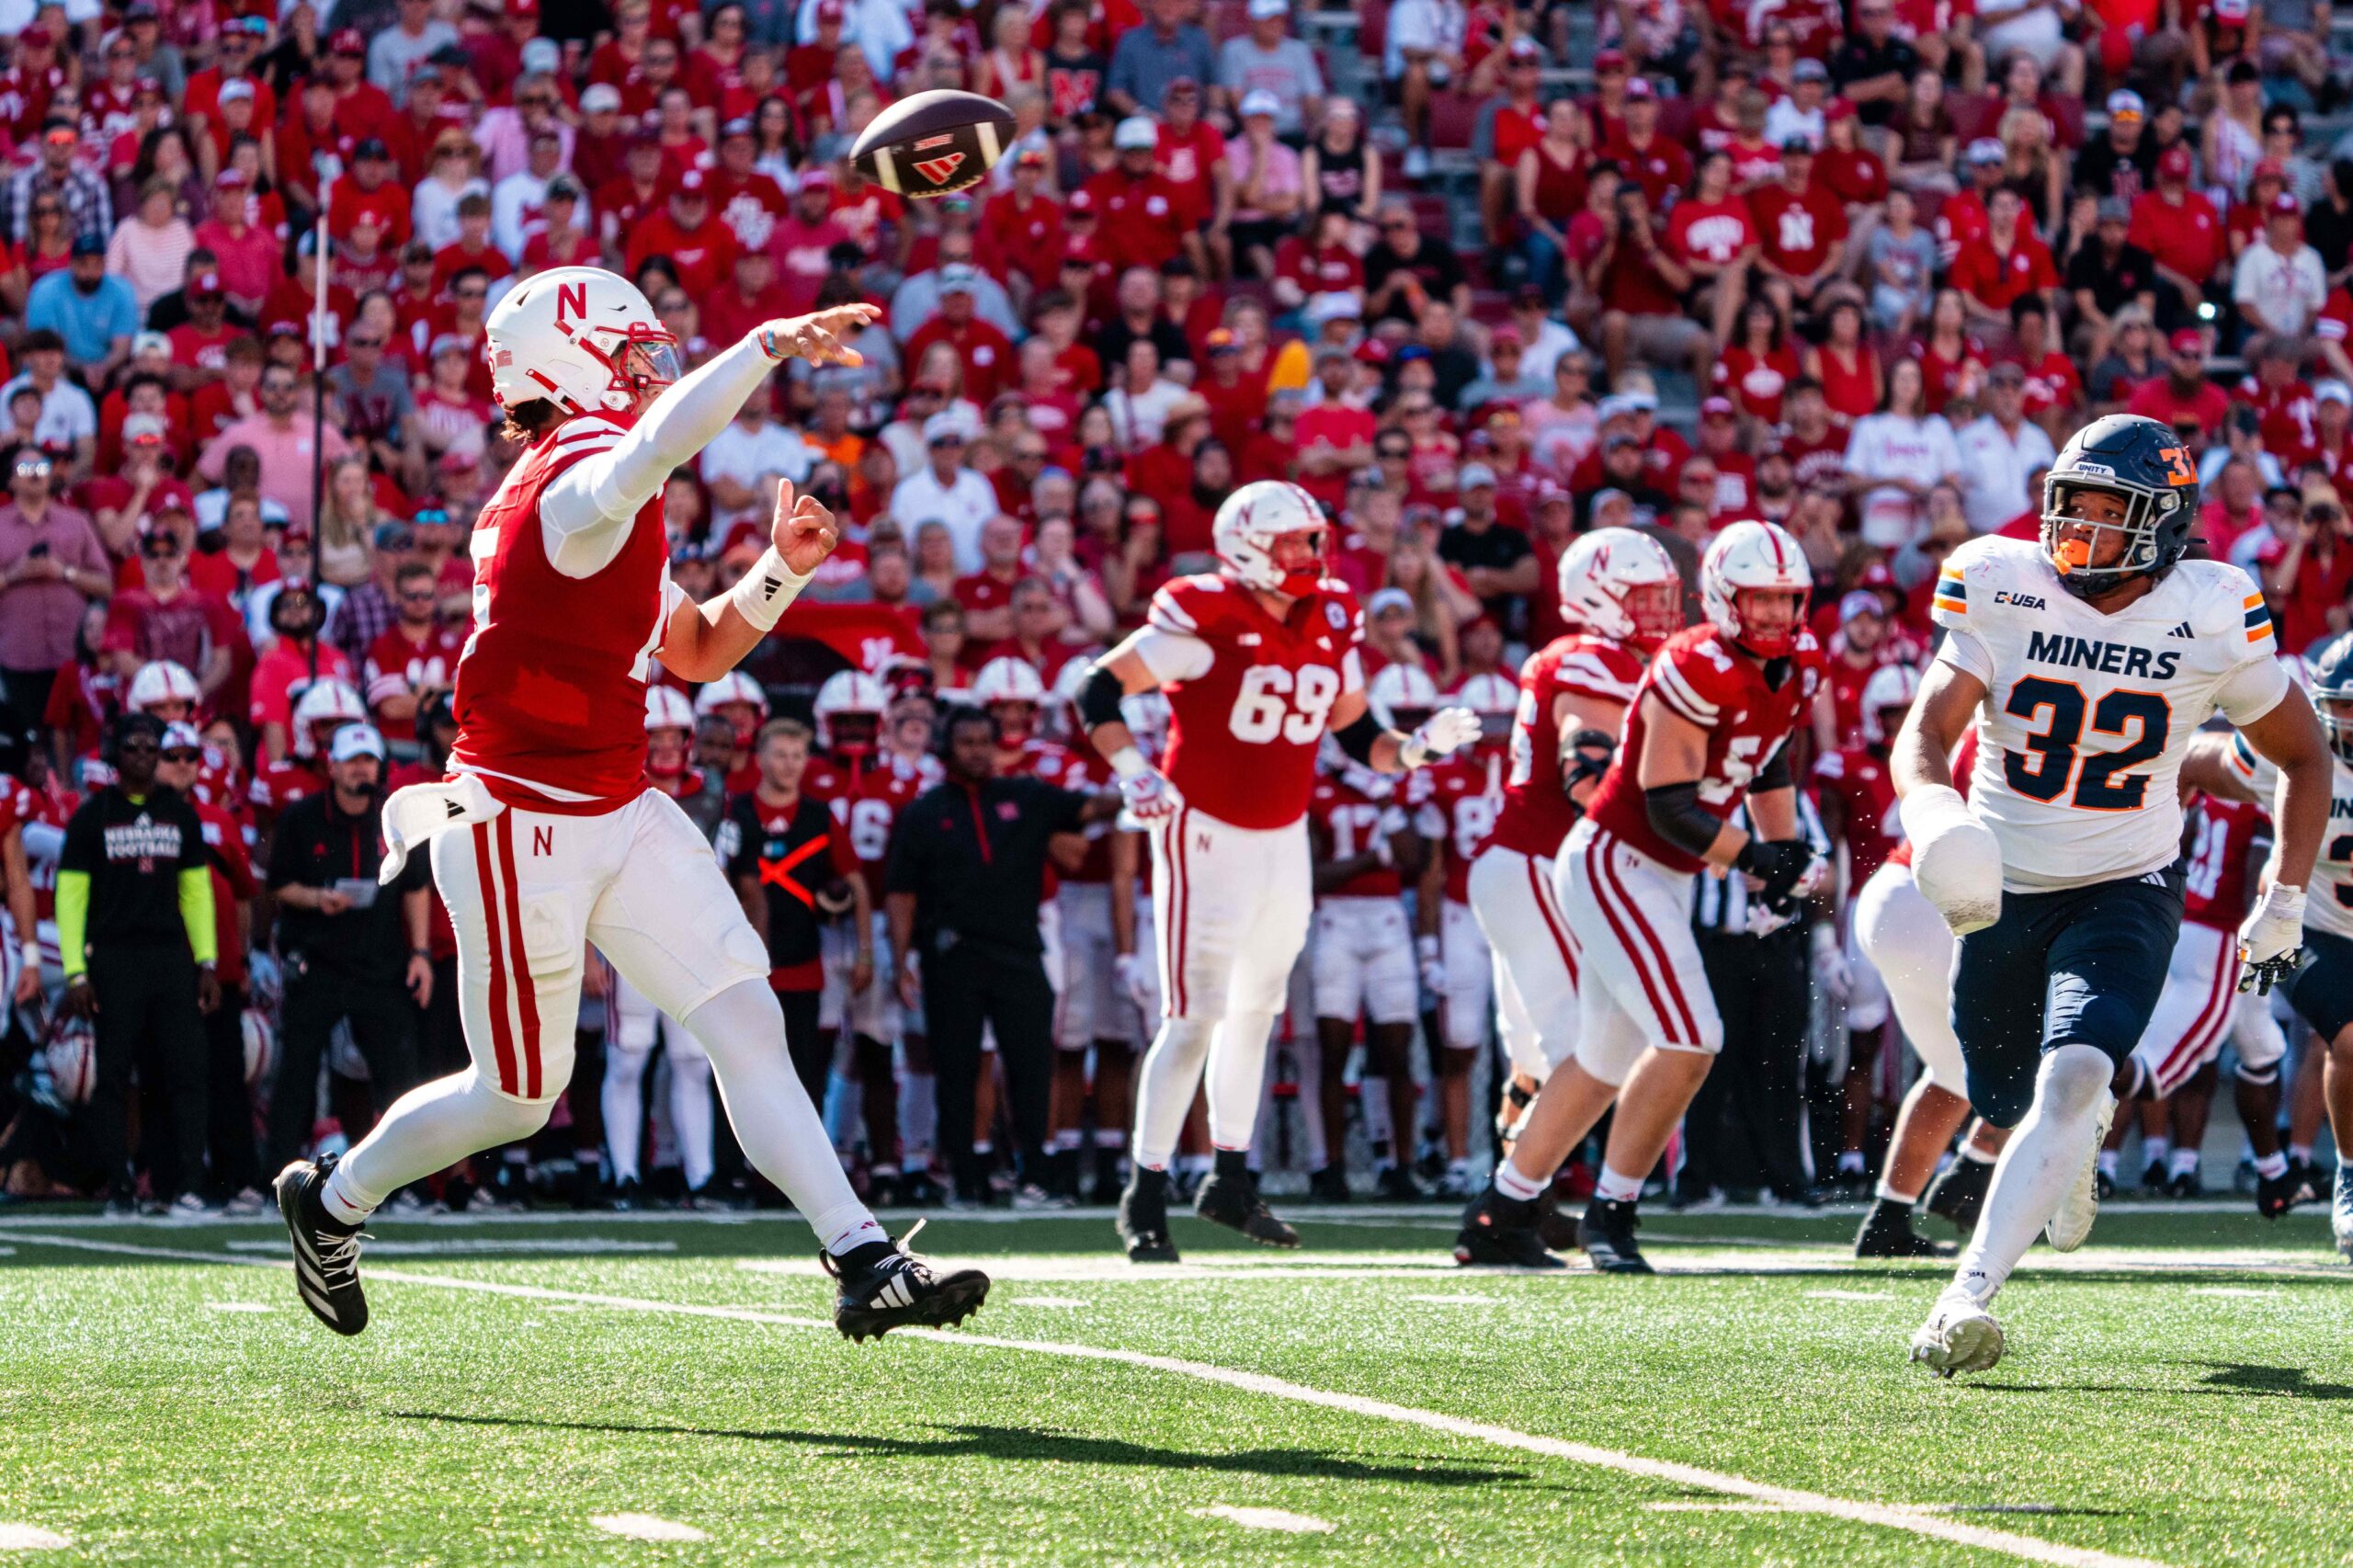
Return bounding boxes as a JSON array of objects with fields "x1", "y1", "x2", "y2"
[{"x1": 0, "y1": 1202, "x2": 2348, "y2": 1565}]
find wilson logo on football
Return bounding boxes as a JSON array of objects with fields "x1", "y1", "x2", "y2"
[{"x1": 912, "y1": 152, "x2": 967, "y2": 187}]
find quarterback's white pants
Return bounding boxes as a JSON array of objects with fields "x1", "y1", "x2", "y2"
[
  {"x1": 1468, "y1": 846, "x2": 1580, "y2": 1076},
  {"x1": 1131, "y1": 807, "x2": 1313, "y2": 1165},
  {"x1": 603, "y1": 968, "x2": 714, "y2": 1190},
  {"x1": 1312, "y1": 896, "x2": 1417, "y2": 1025},
  {"x1": 1851, "y1": 858, "x2": 1965, "y2": 1091},
  {"x1": 1056, "y1": 881, "x2": 1143, "y2": 1048},
  {"x1": 2130, "y1": 920, "x2": 2286, "y2": 1096},
  {"x1": 1558, "y1": 821, "x2": 1722, "y2": 1085},
  {"x1": 1841, "y1": 897, "x2": 1892, "y2": 1032}
]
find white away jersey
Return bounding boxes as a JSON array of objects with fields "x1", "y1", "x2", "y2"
[
  {"x1": 2234, "y1": 733, "x2": 2353, "y2": 941},
  {"x1": 1930, "y1": 536, "x2": 2290, "y2": 892}
]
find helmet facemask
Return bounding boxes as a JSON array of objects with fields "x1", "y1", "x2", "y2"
[
  {"x1": 2317, "y1": 693, "x2": 2353, "y2": 767},
  {"x1": 1728, "y1": 587, "x2": 1805, "y2": 660},
  {"x1": 1620, "y1": 581, "x2": 1682, "y2": 652},
  {"x1": 2040, "y1": 477, "x2": 2175, "y2": 598},
  {"x1": 989, "y1": 699, "x2": 1038, "y2": 746}
]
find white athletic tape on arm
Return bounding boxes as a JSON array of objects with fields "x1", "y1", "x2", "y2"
[{"x1": 1902, "y1": 783, "x2": 2004, "y2": 936}]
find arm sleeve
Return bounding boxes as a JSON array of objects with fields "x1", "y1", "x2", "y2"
[
  {"x1": 539, "y1": 332, "x2": 783, "y2": 577},
  {"x1": 1128, "y1": 626, "x2": 1215, "y2": 685},
  {"x1": 178, "y1": 865, "x2": 218, "y2": 966},
  {"x1": 55, "y1": 869, "x2": 89, "y2": 978}
]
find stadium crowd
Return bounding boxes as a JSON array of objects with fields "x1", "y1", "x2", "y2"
[{"x1": 0, "y1": 0, "x2": 2342, "y2": 1217}]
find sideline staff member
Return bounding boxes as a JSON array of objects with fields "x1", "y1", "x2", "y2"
[
  {"x1": 57, "y1": 710, "x2": 221, "y2": 1214},
  {"x1": 886, "y1": 708, "x2": 1118, "y2": 1204}
]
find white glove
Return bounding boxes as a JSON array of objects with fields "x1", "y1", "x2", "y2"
[
  {"x1": 1416, "y1": 933, "x2": 1447, "y2": 994},
  {"x1": 1400, "y1": 706, "x2": 1482, "y2": 767},
  {"x1": 2237, "y1": 882, "x2": 2307, "y2": 995},
  {"x1": 1813, "y1": 923, "x2": 1852, "y2": 1001},
  {"x1": 1114, "y1": 952, "x2": 1154, "y2": 1011},
  {"x1": 1903, "y1": 784, "x2": 2004, "y2": 936},
  {"x1": 1114, "y1": 762, "x2": 1183, "y2": 825}
]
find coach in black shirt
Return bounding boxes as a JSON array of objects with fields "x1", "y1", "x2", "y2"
[
  {"x1": 264, "y1": 723, "x2": 429, "y2": 1173},
  {"x1": 887, "y1": 708, "x2": 1118, "y2": 1203}
]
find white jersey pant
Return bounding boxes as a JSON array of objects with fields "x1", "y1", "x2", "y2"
[
  {"x1": 1311, "y1": 896, "x2": 1417, "y2": 1025},
  {"x1": 821, "y1": 912, "x2": 899, "y2": 1040},
  {"x1": 603, "y1": 964, "x2": 715, "y2": 1189},
  {"x1": 1131, "y1": 893, "x2": 1163, "y2": 1023},
  {"x1": 1151, "y1": 806, "x2": 1313, "y2": 1022},
  {"x1": 1467, "y1": 846, "x2": 1581, "y2": 1078},
  {"x1": 1841, "y1": 895, "x2": 1892, "y2": 1033},
  {"x1": 1438, "y1": 899, "x2": 1491, "y2": 1052},
  {"x1": 0, "y1": 914, "x2": 63, "y2": 1006},
  {"x1": 1557, "y1": 821, "x2": 1722, "y2": 1085},
  {"x1": 1850, "y1": 858, "x2": 1964, "y2": 1091},
  {"x1": 2130, "y1": 919, "x2": 2287, "y2": 1096},
  {"x1": 1056, "y1": 881, "x2": 1142, "y2": 1049},
  {"x1": 430, "y1": 790, "x2": 769, "y2": 1105}
]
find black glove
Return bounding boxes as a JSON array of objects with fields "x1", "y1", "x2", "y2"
[{"x1": 1734, "y1": 837, "x2": 1814, "y2": 911}]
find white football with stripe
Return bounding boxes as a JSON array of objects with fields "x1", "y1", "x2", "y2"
[{"x1": 849, "y1": 89, "x2": 1017, "y2": 199}]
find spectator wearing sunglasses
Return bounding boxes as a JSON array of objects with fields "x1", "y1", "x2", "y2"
[
  {"x1": 0, "y1": 447, "x2": 111, "y2": 773},
  {"x1": 7, "y1": 119, "x2": 111, "y2": 250}
]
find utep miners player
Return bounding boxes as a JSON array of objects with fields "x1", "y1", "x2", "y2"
[{"x1": 1897, "y1": 413, "x2": 2331, "y2": 1378}]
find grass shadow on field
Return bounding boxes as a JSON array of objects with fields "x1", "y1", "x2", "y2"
[
  {"x1": 392, "y1": 1410, "x2": 1534, "y2": 1488},
  {"x1": 1955, "y1": 1362, "x2": 2353, "y2": 1401}
]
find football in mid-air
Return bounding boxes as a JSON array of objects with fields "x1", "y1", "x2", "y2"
[{"x1": 849, "y1": 89, "x2": 1017, "y2": 198}]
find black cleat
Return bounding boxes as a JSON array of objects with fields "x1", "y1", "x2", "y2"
[
  {"x1": 1924, "y1": 1156, "x2": 1992, "y2": 1235},
  {"x1": 1307, "y1": 1165, "x2": 1351, "y2": 1203},
  {"x1": 274, "y1": 1155, "x2": 369, "y2": 1336},
  {"x1": 1576, "y1": 1197, "x2": 1654, "y2": 1274},
  {"x1": 2095, "y1": 1169, "x2": 2116, "y2": 1202},
  {"x1": 1452, "y1": 1189, "x2": 1565, "y2": 1268},
  {"x1": 2257, "y1": 1161, "x2": 2321, "y2": 1219},
  {"x1": 1117, "y1": 1171, "x2": 1180, "y2": 1263},
  {"x1": 1375, "y1": 1164, "x2": 1425, "y2": 1202},
  {"x1": 1854, "y1": 1199, "x2": 1957, "y2": 1259},
  {"x1": 2141, "y1": 1158, "x2": 2168, "y2": 1193},
  {"x1": 608, "y1": 1176, "x2": 644, "y2": 1212},
  {"x1": 1194, "y1": 1167, "x2": 1301, "y2": 1248},
  {"x1": 822, "y1": 1222, "x2": 989, "y2": 1341},
  {"x1": 2166, "y1": 1168, "x2": 2202, "y2": 1200}
]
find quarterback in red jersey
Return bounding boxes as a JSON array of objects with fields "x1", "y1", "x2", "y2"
[
  {"x1": 1459, "y1": 521, "x2": 1824, "y2": 1272},
  {"x1": 1079, "y1": 479, "x2": 1483, "y2": 1262},
  {"x1": 1466, "y1": 528, "x2": 1680, "y2": 1164},
  {"x1": 273, "y1": 267, "x2": 983, "y2": 1343}
]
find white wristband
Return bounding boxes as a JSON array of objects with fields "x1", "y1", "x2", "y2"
[
  {"x1": 1108, "y1": 746, "x2": 1150, "y2": 780},
  {"x1": 18, "y1": 938, "x2": 37, "y2": 970},
  {"x1": 726, "y1": 546, "x2": 812, "y2": 631}
]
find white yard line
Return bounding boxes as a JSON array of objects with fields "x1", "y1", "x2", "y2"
[
  {"x1": 221, "y1": 1237, "x2": 679, "y2": 1257},
  {"x1": 1192, "y1": 1505, "x2": 1335, "y2": 1533},
  {"x1": 9, "y1": 1231, "x2": 2176, "y2": 1568},
  {"x1": 0, "y1": 1524, "x2": 71, "y2": 1551},
  {"x1": 589, "y1": 1514, "x2": 707, "y2": 1542}
]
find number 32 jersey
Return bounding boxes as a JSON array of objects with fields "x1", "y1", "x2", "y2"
[
  {"x1": 1931, "y1": 535, "x2": 2290, "y2": 893},
  {"x1": 1142, "y1": 574, "x2": 1366, "y2": 830}
]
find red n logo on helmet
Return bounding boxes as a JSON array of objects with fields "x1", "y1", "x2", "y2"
[{"x1": 553, "y1": 281, "x2": 589, "y2": 326}]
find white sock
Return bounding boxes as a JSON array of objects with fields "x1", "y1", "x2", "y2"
[
  {"x1": 667, "y1": 1040, "x2": 715, "y2": 1192},
  {"x1": 680, "y1": 978, "x2": 881, "y2": 1255},
  {"x1": 1594, "y1": 1165, "x2": 1644, "y2": 1204},
  {"x1": 1949, "y1": 1045, "x2": 2112, "y2": 1305},
  {"x1": 900, "y1": 1070, "x2": 936, "y2": 1172},
  {"x1": 2142, "y1": 1135, "x2": 2170, "y2": 1167},
  {"x1": 2290, "y1": 1142, "x2": 2313, "y2": 1165},
  {"x1": 2097, "y1": 1149, "x2": 2119, "y2": 1179},
  {"x1": 1960, "y1": 1142, "x2": 1997, "y2": 1165},
  {"x1": 600, "y1": 1043, "x2": 651, "y2": 1184},
  {"x1": 331, "y1": 1069, "x2": 552, "y2": 1221},
  {"x1": 1837, "y1": 1151, "x2": 1867, "y2": 1176},
  {"x1": 1876, "y1": 1177, "x2": 1921, "y2": 1205},
  {"x1": 2256, "y1": 1151, "x2": 2289, "y2": 1179},
  {"x1": 1205, "y1": 1008, "x2": 1278, "y2": 1153},
  {"x1": 1494, "y1": 1160, "x2": 1546, "y2": 1202},
  {"x1": 1131, "y1": 1016, "x2": 1217, "y2": 1170},
  {"x1": 2168, "y1": 1148, "x2": 2200, "y2": 1179}
]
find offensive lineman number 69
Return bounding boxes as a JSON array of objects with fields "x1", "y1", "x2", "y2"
[{"x1": 1229, "y1": 665, "x2": 1342, "y2": 744}]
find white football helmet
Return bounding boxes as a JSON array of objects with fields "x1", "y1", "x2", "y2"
[
  {"x1": 1454, "y1": 672, "x2": 1518, "y2": 744},
  {"x1": 1859, "y1": 662, "x2": 1922, "y2": 746},
  {"x1": 241, "y1": 1007, "x2": 276, "y2": 1088},
  {"x1": 1367, "y1": 663, "x2": 1439, "y2": 731},
  {"x1": 483, "y1": 265, "x2": 683, "y2": 417},
  {"x1": 1556, "y1": 528, "x2": 1682, "y2": 652},
  {"x1": 645, "y1": 685, "x2": 697, "y2": 733},
  {"x1": 813, "y1": 668, "x2": 888, "y2": 752},
  {"x1": 1212, "y1": 479, "x2": 1329, "y2": 597},
  {"x1": 127, "y1": 660, "x2": 201, "y2": 715},
  {"x1": 972, "y1": 656, "x2": 1046, "y2": 707},
  {"x1": 694, "y1": 670, "x2": 767, "y2": 722},
  {"x1": 290, "y1": 678, "x2": 366, "y2": 758},
  {"x1": 1700, "y1": 520, "x2": 1811, "y2": 659}
]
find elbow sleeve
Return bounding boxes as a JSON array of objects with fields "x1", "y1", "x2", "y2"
[
  {"x1": 1333, "y1": 710, "x2": 1382, "y2": 766},
  {"x1": 1750, "y1": 743, "x2": 1792, "y2": 794},
  {"x1": 1643, "y1": 781, "x2": 1722, "y2": 861},
  {"x1": 1077, "y1": 663, "x2": 1128, "y2": 733}
]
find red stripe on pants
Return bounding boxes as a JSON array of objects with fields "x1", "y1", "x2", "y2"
[
  {"x1": 2155, "y1": 928, "x2": 2236, "y2": 1092},
  {"x1": 1529, "y1": 854, "x2": 1579, "y2": 987},
  {"x1": 1598, "y1": 838, "x2": 1702, "y2": 1045},
  {"x1": 1164, "y1": 806, "x2": 1190, "y2": 1017},
  {"x1": 495, "y1": 812, "x2": 543, "y2": 1099},
  {"x1": 472, "y1": 821, "x2": 517, "y2": 1095},
  {"x1": 1583, "y1": 831, "x2": 1685, "y2": 1047}
]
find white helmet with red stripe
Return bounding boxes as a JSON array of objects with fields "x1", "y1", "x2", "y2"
[
  {"x1": 813, "y1": 668, "x2": 888, "y2": 751},
  {"x1": 645, "y1": 685, "x2": 697, "y2": 733},
  {"x1": 290, "y1": 678, "x2": 365, "y2": 758},
  {"x1": 1556, "y1": 527, "x2": 1682, "y2": 653},
  {"x1": 694, "y1": 670, "x2": 767, "y2": 722},
  {"x1": 1859, "y1": 661, "x2": 1921, "y2": 746},
  {"x1": 1367, "y1": 663, "x2": 1439, "y2": 731},
  {"x1": 1453, "y1": 672, "x2": 1518, "y2": 746},
  {"x1": 1699, "y1": 520, "x2": 1811, "y2": 659},
  {"x1": 483, "y1": 265, "x2": 683, "y2": 417},
  {"x1": 1213, "y1": 479, "x2": 1329, "y2": 597},
  {"x1": 127, "y1": 660, "x2": 201, "y2": 715},
  {"x1": 972, "y1": 656, "x2": 1046, "y2": 707}
]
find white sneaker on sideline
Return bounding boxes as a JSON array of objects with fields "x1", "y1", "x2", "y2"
[
  {"x1": 1403, "y1": 146, "x2": 1431, "y2": 178},
  {"x1": 2045, "y1": 1091, "x2": 2115, "y2": 1253},
  {"x1": 1909, "y1": 1287, "x2": 2004, "y2": 1377}
]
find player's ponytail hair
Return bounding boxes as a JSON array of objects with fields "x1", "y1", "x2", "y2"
[{"x1": 500, "y1": 397, "x2": 563, "y2": 445}]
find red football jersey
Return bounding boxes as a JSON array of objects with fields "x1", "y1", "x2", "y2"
[
  {"x1": 1812, "y1": 744, "x2": 1902, "y2": 888},
  {"x1": 1310, "y1": 770, "x2": 1411, "y2": 898},
  {"x1": 2183, "y1": 794, "x2": 2267, "y2": 931},
  {"x1": 1585, "y1": 623, "x2": 1823, "y2": 873},
  {"x1": 1819, "y1": 652, "x2": 1881, "y2": 750},
  {"x1": 1147, "y1": 574, "x2": 1364, "y2": 831},
  {"x1": 449, "y1": 413, "x2": 679, "y2": 811},
  {"x1": 1420, "y1": 749, "x2": 1506, "y2": 903},
  {"x1": 1491, "y1": 632, "x2": 1648, "y2": 860},
  {"x1": 0, "y1": 772, "x2": 73, "y2": 921},
  {"x1": 805, "y1": 754, "x2": 925, "y2": 882},
  {"x1": 363, "y1": 622, "x2": 467, "y2": 744},
  {"x1": 248, "y1": 756, "x2": 328, "y2": 821},
  {"x1": 191, "y1": 798, "x2": 260, "y2": 986}
]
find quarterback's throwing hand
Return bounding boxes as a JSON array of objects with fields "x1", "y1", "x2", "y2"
[
  {"x1": 757, "y1": 304, "x2": 881, "y2": 368},
  {"x1": 1401, "y1": 706, "x2": 1482, "y2": 767},
  {"x1": 771, "y1": 479, "x2": 839, "y2": 575},
  {"x1": 2237, "y1": 882, "x2": 2308, "y2": 995},
  {"x1": 1117, "y1": 766, "x2": 1183, "y2": 824}
]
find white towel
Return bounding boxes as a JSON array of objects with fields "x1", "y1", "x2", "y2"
[{"x1": 378, "y1": 773, "x2": 501, "y2": 885}]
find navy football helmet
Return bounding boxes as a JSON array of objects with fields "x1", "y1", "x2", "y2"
[
  {"x1": 2040, "y1": 414, "x2": 2200, "y2": 598},
  {"x1": 2309, "y1": 631, "x2": 2353, "y2": 766}
]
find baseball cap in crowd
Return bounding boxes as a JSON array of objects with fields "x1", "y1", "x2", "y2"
[
  {"x1": 218, "y1": 78, "x2": 255, "y2": 104},
  {"x1": 161, "y1": 721, "x2": 204, "y2": 754},
  {"x1": 1700, "y1": 395, "x2": 1735, "y2": 421},
  {"x1": 508, "y1": 0, "x2": 541, "y2": 16},
  {"x1": 1247, "y1": 0, "x2": 1288, "y2": 17},
  {"x1": 1595, "y1": 48, "x2": 1628, "y2": 71},
  {"x1": 1780, "y1": 134, "x2": 1815, "y2": 154},
  {"x1": 922, "y1": 413, "x2": 968, "y2": 446},
  {"x1": 1114, "y1": 116, "x2": 1158, "y2": 151},
  {"x1": 330, "y1": 27, "x2": 366, "y2": 54},
  {"x1": 215, "y1": 166, "x2": 250, "y2": 189},
  {"x1": 2169, "y1": 327, "x2": 2207, "y2": 356},
  {"x1": 122, "y1": 413, "x2": 169, "y2": 447},
  {"x1": 1065, "y1": 187, "x2": 1095, "y2": 215},
  {"x1": 70, "y1": 233, "x2": 103, "y2": 257},
  {"x1": 817, "y1": 0, "x2": 847, "y2": 17},
  {"x1": 676, "y1": 168, "x2": 709, "y2": 197},
  {"x1": 521, "y1": 38, "x2": 562, "y2": 73},
  {"x1": 355, "y1": 137, "x2": 391, "y2": 162},
  {"x1": 938, "y1": 264, "x2": 979, "y2": 294},
  {"x1": 581, "y1": 83, "x2": 622, "y2": 113},
  {"x1": 132, "y1": 329, "x2": 171, "y2": 358},
  {"x1": 429, "y1": 333, "x2": 472, "y2": 359},
  {"x1": 1368, "y1": 587, "x2": 1415, "y2": 618},
  {"x1": 2320, "y1": 381, "x2": 2353, "y2": 407},
  {"x1": 798, "y1": 166, "x2": 835, "y2": 191},
  {"x1": 1458, "y1": 462, "x2": 1496, "y2": 490},
  {"x1": 189, "y1": 270, "x2": 222, "y2": 298},
  {"x1": 1205, "y1": 328, "x2": 1239, "y2": 355},
  {"x1": 2159, "y1": 143, "x2": 2194, "y2": 178},
  {"x1": 329, "y1": 724, "x2": 387, "y2": 764},
  {"x1": 2107, "y1": 88, "x2": 2144, "y2": 122},
  {"x1": 2254, "y1": 156, "x2": 2289, "y2": 184},
  {"x1": 547, "y1": 174, "x2": 584, "y2": 200},
  {"x1": 1965, "y1": 138, "x2": 2005, "y2": 166},
  {"x1": 1489, "y1": 324, "x2": 1523, "y2": 347},
  {"x1": 1354, "y1": 338, "x2": 1391, "y2": 366},
  {"x1": 1240, "y1": 88, "x2": 1280, "y2": 119},
  {"x1": 2215, "y1": 0, "x2": 2251, "y2": 17},
  {"x1": 1303, "y1": 290, "x2": 1362, "y2": 326},
  {"x1": 267, "y1": 320, "x2": 303, "y2": 341},
  {"x1": 2274, "y1": 191, "x2": 2304, "y2": 216},
  {"x1": 1624, "y1": 76, "x2": 1655, "y2": 100},
  {"x1": 1015, "y1": 146, "x2": 1049, "y2": 170},
  {"x1": 2097, "y1": 195, "x2": 2130, "y2": 222},
  {"x1": 1985, "y1": 360, "x2": 2026, "y2": 387},
  {"x1": 1838, "y1": 589, "x2": 1883, "y2": 624},
  {"x1": 1793, "y1": 58, "x2": 1828, "y2": 81}
]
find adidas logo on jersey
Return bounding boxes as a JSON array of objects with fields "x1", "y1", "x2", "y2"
[{"x1": 2169, "y1": 622, "x2": 2194, "y2": 640}]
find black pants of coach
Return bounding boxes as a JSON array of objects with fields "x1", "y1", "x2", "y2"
[
  {"x1": 924, "y1": 937, "x2": 1053, "y2": 1194},
  {"x1": 265, "y1": 968, "x2": 421, "y2": 1173},
  {"x1": 1684, "y1": 926, "x2": 1813, "y2": 1198},
  {"x1": 1950, "y1": 866, "x2": 2183, "y2": 1128},
  {"x1": 85, "y1": 944, "x2": 207, "y2": 1203},
  {"x1": 198, "y1": 981, "x2": 260, "y2": 1198}
]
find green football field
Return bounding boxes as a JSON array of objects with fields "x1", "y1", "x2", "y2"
[{"x1": 1, "y1": 1201, "x2": 2348, "y2": 1566}]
